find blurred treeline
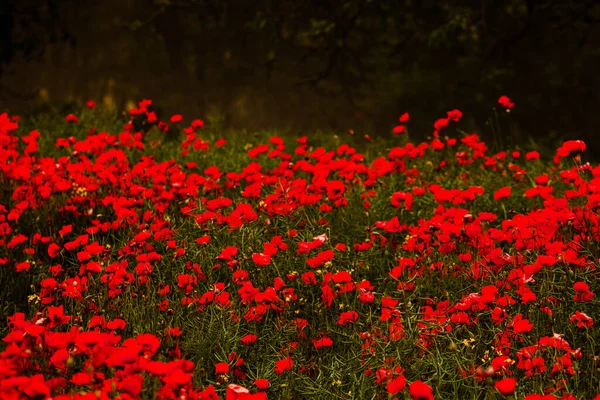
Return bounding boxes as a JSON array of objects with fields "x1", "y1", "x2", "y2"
[{"x1": 0, "y1": 0, "x2": 599, "y2": 156}]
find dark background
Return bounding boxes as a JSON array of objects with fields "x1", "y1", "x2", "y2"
[{"x1": 1, "y1": 0, "x2": 599, "y2": 156}]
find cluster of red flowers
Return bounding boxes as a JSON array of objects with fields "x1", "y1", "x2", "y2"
[
  {"x1": 1, "y1": 98, "x2": 599, "y2": 399},
  {"x1": 2, "y1": 307, "x2": 252, "y2": 399}
]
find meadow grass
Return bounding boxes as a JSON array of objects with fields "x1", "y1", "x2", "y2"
[{"x1": 0, "y1": 100, "x2": 598, "y2": 399}]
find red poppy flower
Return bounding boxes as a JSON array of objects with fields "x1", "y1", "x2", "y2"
[
  {"x1": 165, "y1": 326, "x2": 182, "y2": 337},
  {"x1": 409, "y1": 380, "x2": 434, "y2": 400},
  {"x1": 326, "y1": 180, "x2": 346, "y2": 200},
  {"x1": 494, "y1": 187, "x2": 511, "y2": 200},
  {"x1": 107, "y1": 318, "x2": 127, "y2": 330},
  {"x1": 570, "y1": 311, "x2": 594, "y2": 328},
  {"x1": 302, "y1": 271, "x2": 317, "y2": 285},
  {"x1": 495, "y1": 377, "x2": 517, "y2": 396},
  {"x1": 447, "y1": 109, "x2": 463, "y2": 122},
  {"x1": 274, "y1": 356, "x2": 294, "y2": 374},
  {"x1": 391, "y1": 191, "x2": 413, "y2": 210},
  {"x1": 313, "y1": 335, "x2": 334, "y2": 349},
  {"x1": 238, "y1": 333, "x2": 257, "y2": 345},
  {"x1": 191, "y1": 119, "x2": 204, "y2": 129},
  {"x1": 307, "y1": 249, "x2": 335, "y2": 268},
  {"x1": 71, "y1": 372, "x2": 93, "y2": 385},
  {"x1": 433, "y1": 118, "x2": 449, "y2": 131},
  {"x1": 215, "y1": 362, "x2": 230, "y2": 375},
  {"x1": 573, "y1": 282, "x2": 590, "y2": 292},
  {"x1": 48, "y1": 243, "x2": 61, "y2": 258},
  {"x1": 498, "y1": 96, "x2": 515, "y2": 109},
  {"x1": 322, "y1": 285, "x2": 336, "y2": 307},
  {"x1": 573, "y1": 282, "x2": 595, "y2": 302},
  {"x1": 252, "y1": 253, "x2": 271, "y2": 266},
  {"x1": 335, "y1": 243, "x2": 347, "y2": 251},
  {"x1": 248, "y1": 144, "x2": 270, "y2": 158},
  {"x1": 50, "y1": 348, "x2": 70, "y2": 369},
  {"x1": 358, "y1": 291, "x2": 375, "y2": 304},
  {"x1": 15, "y1": 261, "x2": 30, "y2": 272},
  {"x1": 254, "y1": 378, "x2": 270, "y2": 390},
  {"x1": 21, "y1": 375, "x2": 51, "y2": 398},
  {"x1": 393, "y1": 125, "x2": 405, "y2": 135},
  {"x1": 196, "y1": 235, "x2": 211, "y2": 246},
  {"x1": 65, "y1": 114, "x2": 79, "y2": 123},
  {"x1": 337, "y1": 310, "x2": 359, "y2": 325},
  {"x1": 226, "y1": 384, "x2": 249, "y2": 399},
  {"x1": 216, "y1": 246, "x2": 239, "y2": 261},
  {"x1": 512, "y1": 315, "x2": 534, "y2": 334},
  {"x1": 557, "y1": 140, "x2": 586, "y2": 158},
  {"x1": 387, "y1": 375, "x2": 407, "y2": 394}
]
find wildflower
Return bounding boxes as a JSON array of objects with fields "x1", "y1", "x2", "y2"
[
  {"x1": 252, "y1": 253, "x2": 271, "y2": 266},
  {"x1": 447, "y1": 109, "x2": 463, "y2": 122},
  {"x1": 434, "y1": 118, "x2": 449, "y2": 131},
  {"x1": 573, "y1": 282, "x2": 595, "y2": 302},
  {"x1": 65, "y1": 113, "x2": 79, "y2": 123},
  {"x1": 216, "y1": 246, "x2": 239, "y2": 261},
  {"x1": 511, "y1": 314, "x2": 534, "y2": 334},
  {"x1": 274, "y1": 356, "x2": 294, "y2": 374},
  {"x1": 255, "y1": 379, "x2": 269, "y2": 390},
  {"x1": 409, "y1": 380, "x2": 434, "y2": 400},
  {"x1": 307, "y1": 249, "x2": 335, "y2": 269},
  {"x1": 556, "y1": 140, "x2": 586, "y2": 158},
  {"x1": 313, "y1": 335, "x2": 334, "y2": 349},
  {"x1": 215, "y1": 362, "x2": 230, "y2": 375},
  {"x1": 498, "y1": 96, "x2": 515, "y2": 109},
  {"x1": 570, "y1": 311, "x2": 594, "y2": 328},
  {"x1": 106, "y1": 318, "x2": 126, "y2": 330},
  {"x1": 50, "y1": 348, "x2": 70, "y2": 370},
  {"x1": 386, "y1": 374, "x2": 406, "y2": 394},
  {"x1": 494, "y1": 186, "x2": 511, "y2": 200},
  {"x1": 48, "y1": 243, "x2": 61, "y2": 258},
  {"x1": 225, "y1": 384, "x2": 248, "y2": 399},
  {"x1": 495, "y1": 378, "x2": 517, "y2": 396},
  {"x1": 16, "y1": 261, "x2": 30, "y2": 272},
  {"x1": 393, "y1": 125, "x2": 405, "y2": 135},
  {"x1": 337, "y1": 310, "x2": 359, "y2": 326}
]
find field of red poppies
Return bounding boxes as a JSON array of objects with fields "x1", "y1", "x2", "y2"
[{"x1": 0, "y1": 98, "x2": 598, "y2": 399}]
